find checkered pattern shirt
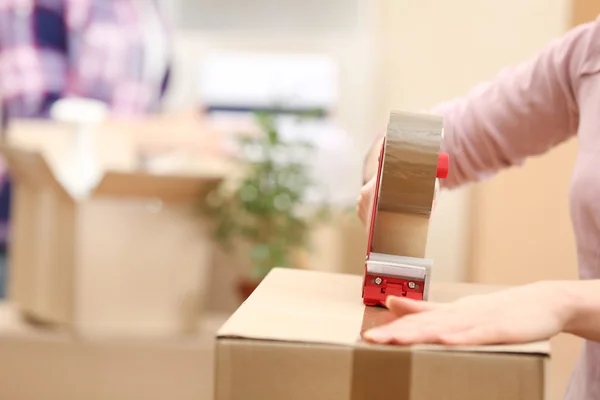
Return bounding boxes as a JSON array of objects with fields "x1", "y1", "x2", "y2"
[{"x1": 0, "y1": 0, "x2": 172, "y2": 248}]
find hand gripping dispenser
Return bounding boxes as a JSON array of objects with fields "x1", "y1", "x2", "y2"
[{"x1": 362, "y1": 111, "x2": 449, "y2": 307}]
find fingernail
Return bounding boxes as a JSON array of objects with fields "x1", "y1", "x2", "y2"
[
  {"x1": 363, "y1": 329, "x2": 393, "y2": 343},
  {"x1": 385, "y1": 296, "x2": 399, "y2": 309}
]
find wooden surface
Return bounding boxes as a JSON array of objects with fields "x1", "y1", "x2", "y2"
[{"x1": 371, "y1": 111, "x2": 443, "y2": 258}]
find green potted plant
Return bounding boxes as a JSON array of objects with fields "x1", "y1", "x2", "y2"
[{"x1": 202, "y1": 111, "x2": 331, "y2": 300}]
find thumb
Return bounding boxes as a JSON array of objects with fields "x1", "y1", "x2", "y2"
[
  {"x1": 386, "y1": 296, "x2": 440, "y2": 317},
  {"x1": 361, "y1": 178, "x2": 376, "y2": 230}
]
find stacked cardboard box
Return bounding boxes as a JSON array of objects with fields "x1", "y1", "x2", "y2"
[
  {"x1": 2, "y1": 119, "x2": 232, "y2": 336},
  {"x1": 0, "y1": 119, "x2": 232, "y2": 399}
]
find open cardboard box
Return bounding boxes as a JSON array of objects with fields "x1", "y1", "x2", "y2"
[
  {"x1": 0, "y1": 119, "x2": 232, "y2": 336},
  {"x1": 215, "y1": 268, "x2": 550, "y2": 400}
]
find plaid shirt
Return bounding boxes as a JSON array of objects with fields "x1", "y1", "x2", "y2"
[{"x1": 0, "y1": 0, "x2": 172, "y2": 248}]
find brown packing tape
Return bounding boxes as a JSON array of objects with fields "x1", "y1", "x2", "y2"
[
  {"x1": 358, "y1": 305, "x2": 397, "y2": 334},
  {"x1": 371, "y1": 111, "x2": 443, "y2": 257},
  {"x1": 351, "y1": 306, "x2": 412, "y2": 400},
  {"x1": 371, "y1": 212, "x2": 430, "y2": 259},
  {"x1": 377, "y1": 112, "x2": 442, "y2": 216},
  {"x1": 351, "y1": 344, "x2": 412, "y2": 400}
]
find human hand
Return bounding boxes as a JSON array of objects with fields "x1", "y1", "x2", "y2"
[
  {"x1": 356, "y1": 175, "x2": 376, "y2": 232},
  {"x1": 362, "y1": 281, "x2": 574, "y2": 346}
]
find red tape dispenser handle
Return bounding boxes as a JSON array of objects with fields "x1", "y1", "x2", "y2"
[
  {"x1": 437, "y1": 152, "x2": 449, "y2": 179},
  {"x1": 365, "y1": 138, "x2": 386, "y2": 261}
]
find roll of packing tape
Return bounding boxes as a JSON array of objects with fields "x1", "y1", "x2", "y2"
[{"x1": 370, "y1": 111, "x2": 444, "y2": 259}]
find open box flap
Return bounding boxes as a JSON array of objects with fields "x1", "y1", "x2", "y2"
[
  {"x1": 217, "y1": 268, "x2": 550, "y2": 357},
  {"x1": 91, "y1": 171, "x2": 223, "y2": 201},
  {"x1": 0, "y1": 145, "x2": 73, "y2": 202}
]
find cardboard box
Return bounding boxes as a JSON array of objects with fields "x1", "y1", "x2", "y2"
[
  {"x1": 215, "y1": 268, "x2": 550, "y2": 400},
  {"x1": 0, "y1": 302, "x2": 227, "y2": 400},
  {"x1": 0, "y1": 124, "x2": 228, "y2": 336}
]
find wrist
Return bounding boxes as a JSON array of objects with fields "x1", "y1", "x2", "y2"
[
  {"x1": 528, "y1": 280, "x2": 581, "y2": 333},
  {"x1": 554, "y1": 280, "x2": 587, "y2": 335}
]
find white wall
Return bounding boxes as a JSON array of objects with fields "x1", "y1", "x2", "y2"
[
  {"x1": 163, "y1": 0, "x2": 571, "y2": 282},
  {"x1": 163, "y1": 0, "x2": 381, "y2": 148},
  {"x1": 377, "y1": 0, "x2": 571, "y2": 282}
]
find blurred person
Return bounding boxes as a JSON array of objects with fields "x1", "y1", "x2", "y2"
[
  {"x1": 0, "y1": 0, "x2": 174, "y2": 298},
  {"x1": 357, "y1": 17, "x2": 600, "y2": 400}
]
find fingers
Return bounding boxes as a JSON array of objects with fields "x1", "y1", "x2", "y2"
[
  {"x1": 356, "y1": 177, "x2": 376, "y2": 228},
  {"x1": 362, "y1": 302, "x2": 471, "y2": 345},
  {"x1": 360, "y1": 297, "x2": 443, "y2": 344},
  {"x1": 362, "y1": 316, "x2": 445, "y2": 345},
  {"x1": 440, "y1": 323, "x2": 526, "y2": 346},
  {"x1": 356, "y1": 191, "x2": 368, "y2": 226},
  {"x1": 361, "y1": 325, "x2": 394, "y2": 343},
  {"x1": 362, "y1": 312, "x2": 509, "y2": 346},
  {"x1": 439, "y1": 326, "x2": 504, "y2": 346},
  {"x1": 386, "y1": 296, "x2": 440, "y2": 317},
  {"x1": 361, "y1": 286, "x2": 554, "y2": 347},
  {"x1": 356, "y1": 196, "x2": 367, "y2": 226},
  {"x1": 439, "y1": 329, "x2": 484, "y2": 346}
]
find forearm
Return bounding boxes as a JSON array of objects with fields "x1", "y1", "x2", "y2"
[
  {"x1": 430, "y1": 22, "x2": 597, "y2": 189},
  {"x1": 563, "y1": 280, "x2": 600, "y2": 342}
]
